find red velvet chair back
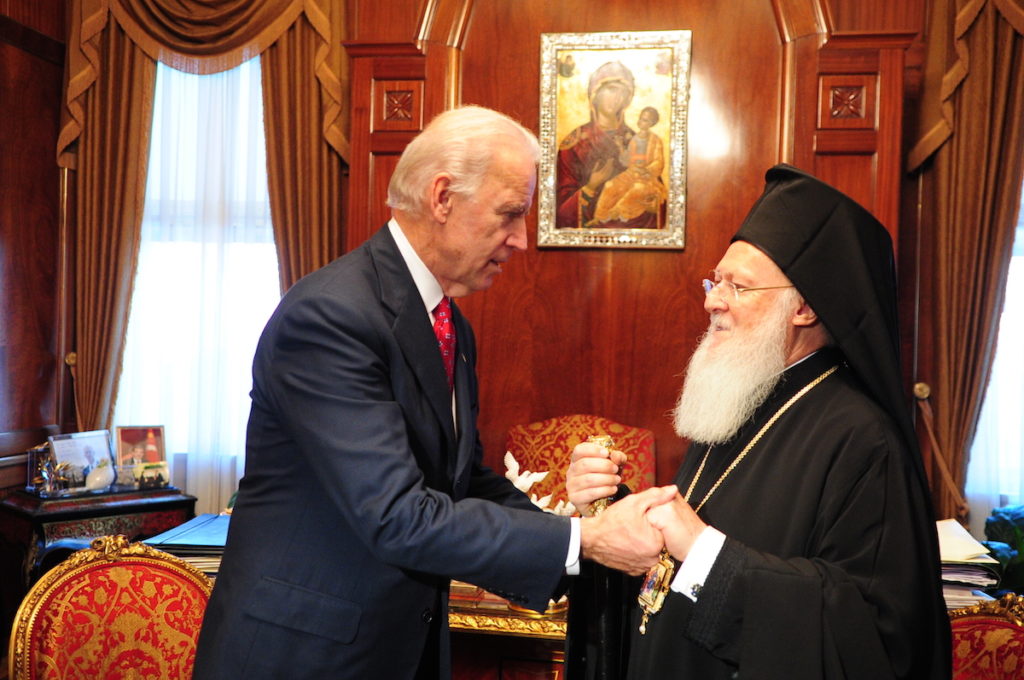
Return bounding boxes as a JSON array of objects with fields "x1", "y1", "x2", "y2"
[
  {"x1": 504, "y1": 413, "x2": 656, "y2": 507},
  {"x1": 950, "y1": 593, "x2": 1024, "y2": 680},
  {"x1": 8, "y1": 534, "x2": 213, "y2": 680}
]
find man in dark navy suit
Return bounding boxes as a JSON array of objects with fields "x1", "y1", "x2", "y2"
[{"x1": 193, "y1": 105, "x2": 675, "y2": 680}]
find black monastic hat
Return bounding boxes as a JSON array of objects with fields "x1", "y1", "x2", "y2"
[{"x1": 731, "y1": 164, "x2": 917, "y2": 463}]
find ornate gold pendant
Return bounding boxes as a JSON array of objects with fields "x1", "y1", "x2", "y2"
[{"x1": 637, "y1": 550, "x2": 675, "y2": 634}]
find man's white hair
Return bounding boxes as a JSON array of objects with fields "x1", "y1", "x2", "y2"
[{"x1": 386, "y1": 105, "x2": 540, "y2": 217}]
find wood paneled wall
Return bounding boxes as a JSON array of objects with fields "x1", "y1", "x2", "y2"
[
  {"x1": 347, "y1": 0, "x2": 927, "y2": 483},
  {"x1": 0, "y1": 0, "x2": 69, "y2": 488}
]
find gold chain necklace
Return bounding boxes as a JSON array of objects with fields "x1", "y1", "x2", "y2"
[
  {"x1": 682, "y1": 364, "x2": 838, "y2": 513},
  {"x1": 637, "y1": 364, "x2": 838, "y2": 635}
]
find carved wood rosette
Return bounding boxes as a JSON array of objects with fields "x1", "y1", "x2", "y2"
[{"x1": 808, "y1": 32, "x2": 915, "y2": 245}]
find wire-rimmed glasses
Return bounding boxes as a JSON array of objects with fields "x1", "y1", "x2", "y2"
[{"x1": 701, "y1": 273, "x2": 794, "y2": 302}]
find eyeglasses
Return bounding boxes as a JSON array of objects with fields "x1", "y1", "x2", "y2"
[{"x1": 701, "y1": 274, "x2": 794, "y2": 302}]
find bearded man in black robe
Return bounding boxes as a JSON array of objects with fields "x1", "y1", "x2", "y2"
[{"x1": 567, "y1": 164, "x2": 951, "y2": 679}]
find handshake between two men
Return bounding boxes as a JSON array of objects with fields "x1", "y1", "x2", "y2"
[{"x1": 570, "y1": 440, "x2": 703, "y2": 575}]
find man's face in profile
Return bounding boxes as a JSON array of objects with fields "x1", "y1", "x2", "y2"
[
  {"x1": 431, "y1": 144, "x2": 535, "y2": 298},
  {"x1": 673, "y1": 242, "x2": 797, "y2": 443},
  {"x1": 701, "y1": 241, "x2": 795, "y2": 354}
]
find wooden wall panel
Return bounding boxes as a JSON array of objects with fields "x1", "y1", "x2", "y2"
[
  {"x1": 0, "y1": 41, "x2": 61, "y2": 432},
  {"x1": 812, "y1": 155, "x2": 877, "y2": 211},
  {"x1": 349, "y1": 1, "x2": 431, "y2": 44},
  {"x1": 344, "y1": 42, "x2": 465, "y2": 250},
  {"x1": 827, "y1": 0, "x2": 926, "y2": 32},
  {"x1": 0, "y1": 5, "x2": 67, "y2": 476},
  {"x1": 804, "y1": 33, "x2": 914, "y2": 247},
  {"x1": 0, "y1": 0, "x2": 64, "y2": 41},
  {"x1": 347, "y1": 0, "x2": 928, "y2": 485}
]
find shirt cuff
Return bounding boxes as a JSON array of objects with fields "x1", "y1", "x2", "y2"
[
  {"x1": 565, "y1": 516, "x2": 581, "y2": 575},
  {"x1": 670, "y1": 526, "x2": 726, "y2": 601}
]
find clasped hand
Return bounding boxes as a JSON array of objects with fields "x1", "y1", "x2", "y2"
[{"x1": 571, "y1": 442, "x2": 707, "y2": 575}]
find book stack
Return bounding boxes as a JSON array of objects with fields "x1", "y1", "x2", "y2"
[
  {"x1": 146, "y1": 512, "x2": 229, "y2": 578},
  {"x1": 936, "y1": 518, "x2": 1000, "y2": 609}
]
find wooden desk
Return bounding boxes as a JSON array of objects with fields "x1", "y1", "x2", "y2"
[
  {"x1": 449, "y1": 581, "x2": 566, "y2": 680},
  {"x1": 0, "y1": 486, "x2": 196, "y2": 651}
]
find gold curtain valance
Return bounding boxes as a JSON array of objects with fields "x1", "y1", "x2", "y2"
[
  {"x1": 59, "y1": 0, "x2": 349, "y2": 168},
  {"x1": 109, "y1": 0, "x2": 306, "y2": 74},
  {"x1": 908, "y1": 0, "x2": 1024, "y2": 170}
]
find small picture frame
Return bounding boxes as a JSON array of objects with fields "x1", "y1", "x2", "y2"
[
  {"x1": 115, "y1": 426, "x2": 166, "y2": 466},
  {"x1": 46, "y1": 430, "x2": 116, "y2": 494},
  {"x1": 115, "y1": 426, "x2": 170, "y2": 489}
]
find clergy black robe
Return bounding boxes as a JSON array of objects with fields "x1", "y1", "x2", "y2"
[{"x1": 626, "y1": 348, "x2": 949, "y2": 680}]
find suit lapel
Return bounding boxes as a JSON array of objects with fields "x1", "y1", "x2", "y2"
[
  {"x1": 450, "y1": 303, "x2": 475, "y2": 481},
  {"x1": 369, "y1": 229, "x2": 457, "y2": 448}
]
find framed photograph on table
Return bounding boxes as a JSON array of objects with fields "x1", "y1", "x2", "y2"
[
  {"x1": 115, "y1": 426, "x2": 169, "y2": 488},
  {"x1": 46, "y1": 430, "x2": 116, "y2": 493},
  {"x1": 115, "y1": 426, "x2": 165, "y2": 466},
  {"x1": 537, "y1": 30, "x2": 691, "y2": 249}
]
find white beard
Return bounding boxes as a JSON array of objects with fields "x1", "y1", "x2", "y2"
[{"x1": 672, "y1": 292, "x2": 796, "y2": 444}]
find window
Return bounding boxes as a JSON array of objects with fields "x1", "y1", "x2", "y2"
[
  {"x1": 965, "y1": 187, "x2": 1024, "y2": 538},
  {"x1": 113, "y1": 58, "x2": 281, "y2": 515}
]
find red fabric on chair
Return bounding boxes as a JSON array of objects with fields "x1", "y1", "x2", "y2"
[
  {"x1": 8, "y1": 534, "x2": 213, "y2": 680},
  {"x1": 949, "y1": 593, "x2": 1024, "y2": 680},
  {"x1": 504, "y1": 413, "x2": 656, "y2": 507}
]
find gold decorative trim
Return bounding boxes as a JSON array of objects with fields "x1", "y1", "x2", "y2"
[
  {"x1": 448, "y1": 610, "x2": 567, "y2": 640},
  {"x1": 949, "y1": 593, "x2": 1024, "y2": 626}
]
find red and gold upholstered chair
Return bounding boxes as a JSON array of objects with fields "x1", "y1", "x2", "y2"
[
  {"x1": 949, "y1": 593, "x2": 1024, "y2": 680},
  {"x1": 8, "y1": 534, "x2": 213, "y2": 680},
  {"x1": 504, "y1": 413, "x2": 656, "y2": 509}
]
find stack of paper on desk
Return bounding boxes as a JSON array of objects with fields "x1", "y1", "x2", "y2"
[
  {"x1": 936, "y1": 519, "x2": 999, "y2": 608},
  {"x1": 145, "y1": 513, "x2": 229, "y2": 577}
]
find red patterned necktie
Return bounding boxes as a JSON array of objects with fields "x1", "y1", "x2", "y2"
[{"x1": 433, "y1": 297, "x2": 457, "y2": 391}]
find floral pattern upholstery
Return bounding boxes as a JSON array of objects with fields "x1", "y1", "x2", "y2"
[
  {"x1": 8, "y1": 534, "x2": 213, "y2": 680},
  {"x1": 950, "y1": 593, "x2": 1024, "y2": 680},
  {"x1": 505, "y1": 413, "x2": 656, "y2": 506}
]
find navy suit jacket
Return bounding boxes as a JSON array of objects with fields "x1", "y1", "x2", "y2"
[{"x1": 193, "y1": 227, "x2": 571, "y2": 679}]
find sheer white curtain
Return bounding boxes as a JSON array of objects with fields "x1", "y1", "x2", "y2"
[
  {"x1": 114, "y1": 58, "x2": 280, "y2": 515},
  {"x1": 965, "y1": 197, "x2": 1024, "y2": 539}
]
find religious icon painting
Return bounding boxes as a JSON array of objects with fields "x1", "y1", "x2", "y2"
[{"x1": 538, "y1": 30, "x2": 691, "y2": 249}]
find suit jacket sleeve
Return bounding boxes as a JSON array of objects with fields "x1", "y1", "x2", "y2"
[{"x1": 252, "y1": 266, "x2": 570, "y2": 610}]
